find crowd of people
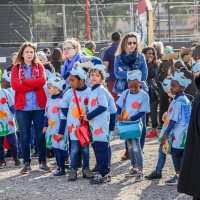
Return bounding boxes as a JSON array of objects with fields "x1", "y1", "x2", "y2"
[{"x1": 1, "y1": 32, "x2": 200, "y2": 199}]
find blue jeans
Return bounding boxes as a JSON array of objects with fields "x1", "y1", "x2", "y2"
[
  {"x1": 93, "y1": 141, "x2": 111, "y2": 176},
  {"x1": 16, "y1": 110, "x2": 46, "y2": 164},
  {"x1": 127, "y1": 138, "x2": 143, "y2": 168},
  {"x1": 70, "y1": 140, "x2": 89, "y2": 170},
  {"x1": 155, "y1": 143, "x2": 166, "y2": 173},
  {"x1": 54, "y1": 148, "x2": 67, "y2": 168},
  {"x1": 171, "y1": 147, "x2": 184, "y2": 172}
]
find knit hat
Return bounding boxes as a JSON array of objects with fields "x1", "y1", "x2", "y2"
[
  {"x1": 47, "y1": 75, "x2": 66, "y2": 90},
  {"x1": 45, "y1": 69, "x2": 55, "y2": 79},
  {"x1": 174, "y1": 60, "x2": 185, "y2": 70},
  {"x1": 164, "y1": 46, "x2": 174, "y2": 54},
  {"x1": 172, "y1": 72, "x2": 192, "y2": 88},
  {"x1": 70, "y1": 66, "x2": 87, "y2": 80},
  {"x1": 127, "y1": 70, "x2": 142, "y2": 81},
  {"x1": 2, "y1": 69, "x2": 11, "y2": 82},
  {"x1": 162, "y1": 77, "x2": 171, "y2": 92},
  {"x1": 192, "y1": 60, "x2": 200, "y2": 73}
]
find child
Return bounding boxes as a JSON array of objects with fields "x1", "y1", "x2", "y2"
[
  {"x1": 116, "y1": 70, "x2": 150, "y2": 182},
  {"x1": 161, "y1": 72, "x2": 192, "y2": 185},
  {"x1": 82, "y1": 64, "x2": 115, "y2": 184},
  {"x1": 146, "y1": 77, "x2": 172, "y2": 180},
  {"x1": 0, "y1": 73, "x2": 20, "y2": 167},
  {"x1": 43, "y1": 75, "x2": 67, "y2": 176},
  {"x1": 61, "y1": 66, "x2": 94, "y2": 181}
]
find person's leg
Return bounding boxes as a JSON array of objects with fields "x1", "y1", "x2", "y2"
[
  {"x1": 150, "y1": 101, "x2": 158, "y2": 130},
  {"x1": 155, "y1": 143, "x2": 166, "y2": 174},
  {"x1": 68, "y1": 140, "x2": 79, "y2": 181},
  {"x1": 6, "y1": 133, "x2": 18, "y2": 161},
  {"x1": 32, "y1": 110, "x2": 46, "y2": 164},
  {"x1": 70, "y1": 140, "x2": 80, "y2": 170},
  {"x1": 94, "y1": 141, "x2": 110, "y2": 176},
  {"x1": 16, "y1": 110, "x2": 32, "y2": 164},
  {"x1": 171, "y1": 148, "x2": 184, "y2": 174},
  {"x1": 81, "y1": 144, "x2": 89, "y2": 169},
  {"x1": 126, "y1": 139, "x2": 137, "y2": 167},
  {"x1": 0, "y1": 136, "x2": 5, "y2": 163},
  {"x1": 140, "y1": 114, "x2": 147, "y2": 150}
]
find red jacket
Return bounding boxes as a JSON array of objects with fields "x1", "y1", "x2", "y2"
[{"x1": 11, "y1": 63, "x2": 47, "y2": 110}]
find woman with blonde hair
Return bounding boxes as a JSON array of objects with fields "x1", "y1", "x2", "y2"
[
  {"x1": 11, "y1": 42, "x2": 50, "y2": 174},
  {"x1": 61, "y1": 38, "x2": 81, "y2": 80},
  {"x1": 113, "y1": 32, "x2": 148, "y2": 162}
]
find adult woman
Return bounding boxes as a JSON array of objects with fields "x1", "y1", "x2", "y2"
[
  {"x1": 61, "y1": 38, "x2": 81, "y2": 80},
  {"x1": 11, "y1": 42, "x2": 50, "y2": 174},
  {"x1": 113, "y1": 32, "x2": 148, "y2": 160},
  {"x1": 51, "y1": 48, "x2": 63, "y2": 73},
  {"x1": 142, "y1": 47, "x2": 159, "y2": 138}
]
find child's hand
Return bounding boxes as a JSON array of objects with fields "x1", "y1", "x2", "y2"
[
  {"x1": 117, "y1": 115, "x2": 122, "y2": 121},
  {"x1": 118, "y1": 67, "x2": 124, "y2": 72},
  {"x1": 73, "y1": 61, "x2": 81, "y2": 68},
  {"x1": 57, "y1": 134, "x2": 64, "y2": 141},
  {"x1": 162, "y1": 112, "x2": 168, "y2": 122},
  {"x1": 43, "y1": 127, "x2": 47, "y2": 134},
  {"x1": 83, "y1": 115, "x2": 88, "y2": 121},
  {"x1": 161, "y1": 132, "x2": 167, "y2": 144}
]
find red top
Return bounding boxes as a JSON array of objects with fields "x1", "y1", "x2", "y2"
[{"x1": 11, "y1": 63, "x2": 47, "y2": 110}]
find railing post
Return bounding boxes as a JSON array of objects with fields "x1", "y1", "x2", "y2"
[{"x1": 62, "y1": 4, "x2": 67, "y2": 41}]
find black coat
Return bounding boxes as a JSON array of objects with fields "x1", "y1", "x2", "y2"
[{"x1": 177, "y1": 75, "x2": 200, "y2": 198}]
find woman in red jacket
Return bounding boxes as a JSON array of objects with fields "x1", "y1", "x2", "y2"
[{"x1": 11, "y1": 42, "x2": 50, "y2": 174}]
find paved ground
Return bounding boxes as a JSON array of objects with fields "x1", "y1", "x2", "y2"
[{"x1": 0, "y1": 136, "x2": 192, "y2": 200}]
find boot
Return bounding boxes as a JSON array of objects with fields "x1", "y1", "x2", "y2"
[
  {"x1": 68, "y1": 169, "x2": 77, "y2": 181},
  {"x1": 82, "y1": 168, "x2": 94, "y2": 179}
]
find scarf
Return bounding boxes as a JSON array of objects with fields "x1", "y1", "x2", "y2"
[
  {"x1": 121, "y1": 51, "x2": 138, "y2": 68},
  {"x1": 61, "y1": 53, "x2": 81, "y2": 80},
  {"x1": 19, "y1": 63, "x2": 39, "y2": 82}
]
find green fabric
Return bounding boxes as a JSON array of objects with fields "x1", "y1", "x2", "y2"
[{"x1": 82, "y1": 47, "x2": 93, "y2": 57}]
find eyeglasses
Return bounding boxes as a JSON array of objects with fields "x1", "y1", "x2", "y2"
[
  {"x1": 63, "y1": 47, "x2": 74, "y2": 51},
  {"x1": 127, "y1": 41, "x2": 137, "y2": 46}
]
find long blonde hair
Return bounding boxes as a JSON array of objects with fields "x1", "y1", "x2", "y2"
[
  {"x1": 14, "y1": 42, "x2": 40, "y2": 65},
  {"x1": 115, "y1": 32, "x2": 139, "y2": 56}
]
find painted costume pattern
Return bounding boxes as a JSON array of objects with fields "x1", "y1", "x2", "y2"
[
  {"x1": 45, "y1": 98, "x2": 68, "y2": 150},
  {"x1": 88, "y1": 85, "x2": 111, "y2": 142},
  {"x1": 61, "y1": 88, "x2": 90, "y2": 141},
  {"x1": 0, "y1": 89, "x2": 16, "y2": 136},
  {"x1": 116, "y1": 89, "x2": 150, "y2": 121}
]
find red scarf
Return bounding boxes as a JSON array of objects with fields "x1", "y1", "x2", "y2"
[{"x1": 19, "y1": 64, "x2": 39, "y2": 81}]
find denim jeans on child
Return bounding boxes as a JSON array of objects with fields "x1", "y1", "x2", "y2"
[
  {"x1": 155, "y1": 143, "x2": 166, "y2": 173},
  {"x1": 70, "y1": 140, "x2": 89, "y2": 170},
  {"x1": 54, "y1": 148, "x2": 67, "y2": 168},
  {"x1": 127, "y1": 138, "x2": 143, "y2": 168},
  {"x1": 93, "y1": 141, "x2": 111, "y2": 176},
  {"x1": 171, "y1": 147, "x2": 184, "y2": 172},
  {"x1": 0, "y1": 133, "x2": 18, "y2": 162},
  {"x1": 16, "y1": 110, "x2": 46, "y2": 164}
]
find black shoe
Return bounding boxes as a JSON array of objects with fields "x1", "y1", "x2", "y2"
[
  {"x1": 20, "y1": 163, "x2": 31, "y2": 174},
  {"x1": 145, "y1": 170, "x2": 162, "y2": 180},
  {"x1": 51, "y1": 168, "x2": 65, "y2": 177},
  {"x1": 14, "y1": 159, "x2": 21, "y2": 166}
]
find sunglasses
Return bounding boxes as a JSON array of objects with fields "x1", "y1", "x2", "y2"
[{"x1": 127, "y1": 41, "x2": 137, "y2": 46}]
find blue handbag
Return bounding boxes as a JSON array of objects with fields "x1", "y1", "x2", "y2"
[{"x1": 117, "y1": 121, "x2": 143, "y2": 140}]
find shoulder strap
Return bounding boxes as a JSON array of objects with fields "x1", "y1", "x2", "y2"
[
  {"x1": 73, "y1": 89, "x2": 81, "y2": 117},
  {"x1": 122, "y1": 90, "x2": 129, "y2": 109}
]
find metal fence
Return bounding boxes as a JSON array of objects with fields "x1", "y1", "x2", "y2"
[{"x1": 0, "y1": 1, "x2": 200, "y2": 46}]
